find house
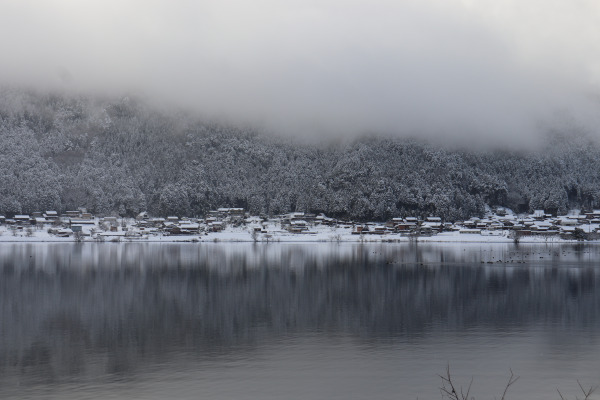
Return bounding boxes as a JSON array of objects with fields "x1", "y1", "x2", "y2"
[
  {"x1": 288, "y1": 219, "x2": 309, "y2": 233},
  {"x1": 209, "y1": 221, "x2": 224, "y2": 232},
  {"x1": 459, "y1": 228, "x2": 481, "y2": 234},
  {"x1": 71, "y1": 225, "x2": 83, "y2": 233},
  {"x1": 463, "y1": 220, "x2": 477, "y2": 229},
  {"x1": 99, "y1": 231, "x2": 126, "y2": 238},
  {"x1": 287, "y1": 212, "x2": 305, "y2": 222},
  {"x1": 136, "y1": 220, "x2": 149, "y2": 228},
  {"x1": 316, "y1": 214, "x2": 336, "y2": 226},
  {"x1": 424, "y1": 217, "x2": 443, "y2": 232},
  {"x1": 56, "y1": 228, "x2": 73, "y2": 237},
  {"x1": 45, "y1": 211, "x2": 59, "y2": 221},
  {"x1": 522, "y1": 219, "x2": 535, "y2": 227},
  {"x1": 70, "y1": 218, "x2": 95, "y2": 225},
  {"x1": 228, "y1": 208, "x2": 245, "y2": 217},
  {"x1": 418, "y1": 225, "x2": 434, "y2": 235},
  {"x1": 494, "y1": 207, "x2": 507, "y2": 216},
  {"x1": 501, "y1": 220, "x2": 515, "y2": 229},
  {"x1": 532, "y1": 221, "x2": 552, "y2": 230},
  {"x1": 353, "y1": 225, "x2": 368, "y2": 234},
  {"x1": 476, "y1": 221, "x2": 489, "y2": 229},
  {"x1": 149, "y1": 218, "x2": 166, "y2": 228},
  {"x1": 394, "y1": 223, "x2": 415, "y2": 233},
  {"x1": 585, "y1": 210, "x2": 600, "y2": 219},
  {"x1": 35, "y1": 217, "x2": 48, "y2": 227},
  {"x1": 14, "y1": 215, "x2": 31, "y2": 225},
  {"x1": 405, "y1": 217, "x2": 419, "y2": 224},
  {"x1": 303, "y1": 213, "x2": 317, "y2": 223},
  {"x1": 102, "y1": 216, "x2": 118, "y2": 225},
  {"x1": 166, "y1": 225, "x2": 182, "y2": 235},
  {"x1": 215, "y1": 208, "x2": 245, "y2": 218},
  {"x1": 559, "y1": 217, "x2": 578, "y2": 226},
  {"x1": 179, "y1": 223, "x2": 200, "y2": 234},
  {"x1": 386, "y1": 217, "x2": 404, "y2": 228},
  {"x1": 372, "y1": 226, "x2": 387, "y2": 235}
]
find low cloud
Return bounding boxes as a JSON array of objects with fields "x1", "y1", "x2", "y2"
[{"x1": 1, "y1": 0, "x2": 599, "y2": 143}]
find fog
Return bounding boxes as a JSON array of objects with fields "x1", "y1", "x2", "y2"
[{"x1": 1, "y1": 0, "x2": 599, "y2": 142}]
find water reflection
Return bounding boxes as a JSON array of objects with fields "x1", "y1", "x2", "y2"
[{"x1": 0, "y1": 242, "x2": 600, "y2": 396}]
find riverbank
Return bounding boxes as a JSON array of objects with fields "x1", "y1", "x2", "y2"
[{"x1": 0, "y1": 225, "x2": 590, "y2": 244}]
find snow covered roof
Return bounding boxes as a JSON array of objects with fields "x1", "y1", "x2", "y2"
[
  {"x1": 422, "y1": 221, "x2": 441, "y2": 227},
  {"x1": 180, "y1": 223, "x2": 199, "y2": 229},
  {"x1": 99, "y1": 232, "x2": 126, "y2": 236},
  {"x1": 70, "y1": 219, "x2": 96, "y2": 224}
]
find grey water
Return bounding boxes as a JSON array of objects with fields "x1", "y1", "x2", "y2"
[{"x1": 1, "y1": 242, "x2": 600, "y2": 400}]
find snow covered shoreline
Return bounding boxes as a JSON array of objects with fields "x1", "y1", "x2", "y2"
[
  {"x1": 3, "y1": 207, "x2": 599, "y2": 245},
  {"x1": 0, "y1": 227, "x2": 591, "y2": 244}
]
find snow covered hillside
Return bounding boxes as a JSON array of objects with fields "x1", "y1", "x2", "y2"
[{"x1": 1, "y1": 89, "x2": 600, "y2": 221}]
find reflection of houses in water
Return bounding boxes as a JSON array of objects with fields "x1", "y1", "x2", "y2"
[{"x1": 2, "y1": 243, "x2": 600, "y2": 383}]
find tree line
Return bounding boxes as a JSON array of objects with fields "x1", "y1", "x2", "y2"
[{"x1": 1, "y1": 88, "x2": 599, "y2": 221}]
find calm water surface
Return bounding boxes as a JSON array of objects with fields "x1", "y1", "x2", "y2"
[{"x1": 1, "y1": 242, "x2": 600, "y2": 399}]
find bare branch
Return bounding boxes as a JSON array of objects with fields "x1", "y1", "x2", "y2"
[
  {"x1": 499, "y1": 369, "x2": 519, "y2": 400},
  {"x1": 557, "y1": 388, "x2": 566, "y2": 400},
  {"x1": 436, "y1": 366, "x2": 599, "y2": 400},
  {"x1": 463, "y1": 376, "x2": 473, "y2": 400},
  {"x1": 439, "y1": 364, "x2": 467, "y2": 400},
  {"x1": 577, "y1": 380, "x2": 597, "y2": 400}
]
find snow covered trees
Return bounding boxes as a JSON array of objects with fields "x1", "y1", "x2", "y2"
[{"x1": 1, "y1": 88, "x2": 600, "y2": 220}]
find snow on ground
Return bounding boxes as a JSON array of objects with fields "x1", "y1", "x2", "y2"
[{"x1": 0, "y1": 224, "x2": 587, "y2": 244}]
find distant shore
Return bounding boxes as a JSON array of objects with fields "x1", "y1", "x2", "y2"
[{"x1": 0, "y1": 228, "x2": 589, "y2": 244}]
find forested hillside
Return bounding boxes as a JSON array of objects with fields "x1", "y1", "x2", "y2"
[{"x1": 1, "y1": 88, "x2": 599, "y2": 221}]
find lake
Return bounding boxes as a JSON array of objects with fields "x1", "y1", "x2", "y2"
[{"x1": 1, "y1": 242, "x2": 600, "y2": 399}]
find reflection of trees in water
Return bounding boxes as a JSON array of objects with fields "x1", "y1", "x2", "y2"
[{"x1": 1, "y1": 243, "x2": 600, "y2": 381}]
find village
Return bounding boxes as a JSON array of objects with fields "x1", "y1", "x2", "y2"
[{"x1": 0, "y1": 206, "x2": 600, "y2": 243}]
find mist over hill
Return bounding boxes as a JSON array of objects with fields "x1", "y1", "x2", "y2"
[{"x1": 1, "y1": 89, "x2": 599, "y2": 221}]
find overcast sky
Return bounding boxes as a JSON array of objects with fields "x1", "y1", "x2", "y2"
[{"x1": 1, "y1": 0, "x2": 599, "y2": 142}]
